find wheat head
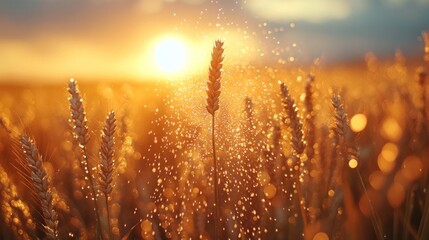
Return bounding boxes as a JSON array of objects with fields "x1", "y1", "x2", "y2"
[
  {"x1": 99, "y1": 111, "x2": 116, "y2": 196},
  {"x1": 20, "y1": 135, "x2": 58, "y2": 240},
  {"x1": 206, "y1": 40, "x2": 224, "y2": 115},
  {"x1": 280, "y1": 83, "x2": 305, "y2": 155}
]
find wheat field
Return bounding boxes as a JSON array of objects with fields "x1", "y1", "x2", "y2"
[{"x1": 1, "y1": 35, "x2": 429, "y2": 240}]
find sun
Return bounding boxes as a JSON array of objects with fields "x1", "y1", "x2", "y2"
[{"x1": 154, "y1": 38, "x2": 188, "y2": 74}]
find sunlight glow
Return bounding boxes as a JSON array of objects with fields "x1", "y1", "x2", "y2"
[{"x1": 154, "y1": 38, "x2": 188, "y2": 74}]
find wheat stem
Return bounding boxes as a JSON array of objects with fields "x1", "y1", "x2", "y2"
[
  {"x1": 206, "y1": 40, "x2": 224, "y2": 240},
  {"x1": 304, "y1": 74, "x2": 316, "y2": 163},
  {"x1": 279, "y1": 83, "x2": 307, "y2": 229},
  {"x1": 99, "y1": 111, "x2": 116, "y2": 240},
  {"x1": 68, "y1": 79, "x2": 104, "y2": 239},
  {"x1": 211, "y1": 114, "x2": 220, "y2": 239},
  {"x1": 332, "y1": 94, "x2": 384, "y2": 240}
]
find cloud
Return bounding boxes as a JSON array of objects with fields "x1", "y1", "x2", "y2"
[
  {"x1": 245, "y1": 0, "x2": 358, "y2": 23},
  {"x1": 382, "y1": 0, "x2": 429, "y2": 6}
]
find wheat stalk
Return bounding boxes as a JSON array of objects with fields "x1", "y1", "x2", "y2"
[
  {"x1": 304, "y1": 74, "x2": 316, "y2": 163},
  {"x1": 279, "y1": 82, "x2": 307, "y2": 228},
  {"x1": 99, "y1": 111, "x2": 116, "y2": 239},
  {"x1": 331, "y1": 94, "x2": 383, "y2": 240},
  {"x1": 67, "y1": 79, "x2": 103, "y2": 238},
  {"x1": 20, "y1": 135, "x2": 58, "y2": 240},
  {"x1": 206, "y1": 40, "x2": 224, "y2": 240},
  {"x1": 304, "y1": 74, "x2": 323, "y2": 223}
]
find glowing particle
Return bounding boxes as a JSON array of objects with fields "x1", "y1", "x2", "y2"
[
  {"x1": 381, "y1": 143, "x2": 398, "y2": 162},
  {"x1": 350, "y1": 114, "x2": 367, "y2": 132},
  {"x1": 381, "y1": 118, "x2": 402, "y2": 142},
  {"x1": 348, "y1": 159, "x2": 358, "y2": 169}
]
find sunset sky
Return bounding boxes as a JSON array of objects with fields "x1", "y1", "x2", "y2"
[{"x1": 1, "y1": 0, "x2": 428, "y2": 81}]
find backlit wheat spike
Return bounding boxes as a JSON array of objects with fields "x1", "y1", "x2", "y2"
[
  {"x1": 99, "y1": 111, "x2": 116, "y2": 239},
  {"x1": 280, "y1": 83, "x2": 305, "y2": 155},
  {"x1": 206, "y1": 40, "x2": 224, "y2": 240},
  {"x1": 99, "y1": 111, "x2": 116, "y2": 196},
  {"x1": 331, "y1": 94, "x2": 383, "y2": 240},
  {"x1": 68, "y1": 79, "x2": 90, "y2": 147},
  {"x1": 280, "y1": 82, "x2": 308, "y2": 228},
  {"x1": 206, "y1": 40, "x2": 224, "y2": 115},
  {"x1": 331, "y1": 94, "x2": 359, "y2": 162},
  {"x1": 20, "y1": 135, "x2": 58, "y2": 240},
  {"x1": 304, "y1": 74, "x2": 316, "y2": 161},
  {"x1": 331, "y1": 100, "x2": 355, "y2": 183},
  {"x1": 68, "y1": 79, "x2": 96, "y2": 193},
  {"x1": 331, "y1": 95, "x2": 348, "y2": 139},
  {"x1": 68, "y1": 79, "x2": 96, "y2": 195},
  {"x1": 67, "y1": 78, "x2": 103, "y2": 237}
]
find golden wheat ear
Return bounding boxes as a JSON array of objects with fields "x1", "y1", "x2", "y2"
[
  {"x1": 206, "y1": 40, "x2": 224, "y2": 240},
  {"x1": 67, "y1": 79, "x2": 104, "y2": 238},
  {"x1": 68, "y1": 79, "x2": 90, "y2": 147},
  {"x1": 304, "y1": 74, "x2": 316, "y2": 161},
  {"x1": 279, "y1": 83, "x2": 305, "y2": 155},
  {"x1": 331, "y1": 94, "x2": 384, "y2": 240},
  {"x1": 20, "y1": 135, "x2": 59, "y2": 240},
  {"x1": 99, "y1": 111, "x2": 116, "y2": 239},
  {"x1": 206, "y1": 40, "x2": 224, "y2": 115},
  {"x1": 99, "y1": 111, "x2": 116, "y2": 197},
  {"x1": 67, "y1": 78, "x2": 97, "y2": 195}
]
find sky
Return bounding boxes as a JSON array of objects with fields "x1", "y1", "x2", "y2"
[{"x1": 0, "y1": 0, "x2": 428, "y2": 81}]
